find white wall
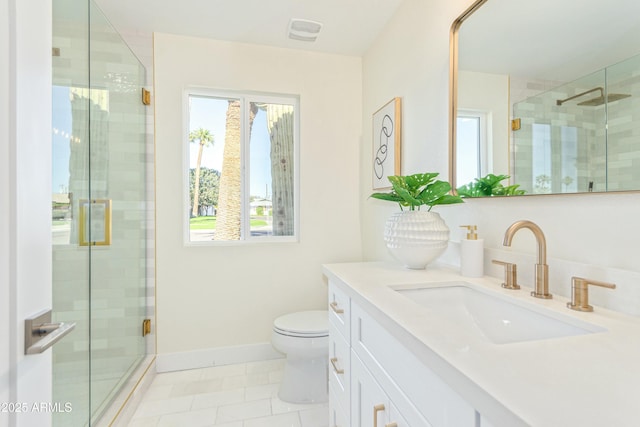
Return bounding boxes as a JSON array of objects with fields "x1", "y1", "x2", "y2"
[
  {"x1": 362, "y1": 0, "x2": 640, "y2": 302},
  {"x1": 362, "y1": 0, "x2": 465, "y2": 263},
  {"x1": 154, "y1": 33, "x2": 363, "y2": 365}
]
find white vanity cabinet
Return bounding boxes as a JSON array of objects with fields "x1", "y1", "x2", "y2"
[
  {"x1": 324, "y1": 261, "x2": 640, "y2": 426},
  {"x1": 351, "y1": 351, "x2": 412, "y2": 427},
  {"x1": 328, "y1": 279, "x2": 477, "y2": 427},
  {"x1": 328, "y1": 282, "x2": 351, "y2": 425},
  {"x1": 351, "y1": 303, "x2": 475, "y2": 426},
  {"x1": 329, "y1": 321, "x2": 350, "y2": 417}
]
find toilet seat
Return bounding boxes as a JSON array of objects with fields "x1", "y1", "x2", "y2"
[{"x1": 273, "y1": 310, "x2": 328, "y2": 338}]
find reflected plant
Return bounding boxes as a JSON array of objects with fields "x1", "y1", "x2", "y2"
[
  {"x1": 534, "y1": 174, "x2": 552, "y2": 194},
  {"x1": 370, "y1": 172, "x2": 464, "y2": 211},
  {"x1": 456, "y1": 173, "x2": 525, "y2": 197}
]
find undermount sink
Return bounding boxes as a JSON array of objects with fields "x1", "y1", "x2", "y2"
[{"x1": 394, "y1": 282, "x2": 606, "y2": 344}]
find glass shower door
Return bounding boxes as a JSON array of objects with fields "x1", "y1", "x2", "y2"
[
  {"x1": 52, "y1": 1, "x2": 91, "y2": 424},
  {"x1": 52, "y1": 0, "x2": 149, "y2": 424},
  {"x1": 87, "y1": 3, "x2": 148, "y2": 422}
]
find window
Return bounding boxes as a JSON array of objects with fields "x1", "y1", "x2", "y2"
[
  {"x1": 185, "y1": 90, "x2": 299, "y2": 242},
  {"x1": 530, "y1": 124, "x2": 579, "y2": 194},
  {"x1": 456, "y1": 110, "x2": 488, "y2": 186},
  {"x1": 531, "y1": 123, "x2": 551, "y2": 193}
]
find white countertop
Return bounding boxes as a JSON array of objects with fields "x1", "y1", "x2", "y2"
[{"x1": 322, "y1": 261, "x2": 640, "y2": 427}]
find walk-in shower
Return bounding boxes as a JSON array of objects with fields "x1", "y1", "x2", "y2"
[
  {"x1": 51, "y1": 0, "x2": 154, "y2": 425},
  {"x1": 512, "y1": 52, "x2": 640, "y2": 194}
]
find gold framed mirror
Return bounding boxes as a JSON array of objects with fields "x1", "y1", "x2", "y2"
[{"x1": 449, "y1": 0, "x2": 640, "y2": 197}]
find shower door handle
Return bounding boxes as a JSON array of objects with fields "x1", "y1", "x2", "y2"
[{"x1": 25, "y1": 309, "x2": 76, "y2": 355}]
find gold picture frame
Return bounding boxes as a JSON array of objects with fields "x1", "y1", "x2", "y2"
[
  {"x1": 372, "y1": 97, "x2": 402, "y2": 190},
  {"x1": 78, "y1": 199, "x2": 112, "y2": 246}
]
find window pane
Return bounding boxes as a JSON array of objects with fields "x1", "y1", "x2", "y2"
[
  {"x1": 532, "y1": 123, "x2": 552, "y2": 193},
  {"x1": 188, "y1": 95, "x2": 240, "y2": 241},
  {"x1": 249, "y1": 102, "x2": 295, "y2": 237},
  {"x1": 560, "y1": 126, "x2": 578, "y2": 193},
  {"x1": 456, "y1": 116, "x2": 481, "y2": 185}
]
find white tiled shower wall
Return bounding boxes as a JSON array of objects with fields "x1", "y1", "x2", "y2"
[
  {"x1": 510, "y1": 54, "x2": 640, "y2": 194},
  {"x1": 51, "y1": 7, "x2": 156, "y2": 425}
]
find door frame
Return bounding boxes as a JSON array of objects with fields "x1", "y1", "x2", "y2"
[{"x1": 2, "y1": 1, "x2": 53, "y2": 426}]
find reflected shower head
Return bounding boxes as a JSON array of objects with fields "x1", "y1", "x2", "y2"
[
  {"x1": 577, "y1": 93, "x2": 631, "y2": 106},
  {"x1": 556, "y1": 87, "x2": 631, "y2": 107}
]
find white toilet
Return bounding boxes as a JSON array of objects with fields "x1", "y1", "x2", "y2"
[{"x1": 271, "y1": 310, "x2": 329, "y2": 404}]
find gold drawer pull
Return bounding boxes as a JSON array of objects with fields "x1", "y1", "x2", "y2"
[
  {"x1": 330, "y1": 301, "x2": 344, "y2": 314},
  {"x1": 385, "y1": 424, "x2": 398, "y2": 427},
  {"x1": 330, "y1": 357, "x2": 344, "y2": 374},
  {"x1": 373, "y1": 403, "x2": 385, "y2": 427}
]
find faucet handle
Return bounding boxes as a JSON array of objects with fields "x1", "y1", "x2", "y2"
[
  {"x1": 492, "y1": 260, "x2": 520, "y2": 290},
  {"x1": 567, "y1": 276, "x2": 616, "y2": 312}
]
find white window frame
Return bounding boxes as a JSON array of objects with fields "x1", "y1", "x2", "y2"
[{"x1": 183, "y1": 88, "x2": 300, "y2": 245}]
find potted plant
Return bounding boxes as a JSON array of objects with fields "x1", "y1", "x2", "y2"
[{"x1": 370, "y1": 173, "x2": 463, "y2": 269}]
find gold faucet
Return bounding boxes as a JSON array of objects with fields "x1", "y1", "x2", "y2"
[{"x1": 503, "y1": 220, "x2": 552, "y2": 299}]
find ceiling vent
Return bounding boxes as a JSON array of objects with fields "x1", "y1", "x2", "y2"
[{"x1": 288, "y1": 19, "x2": 323, "y2": 42}]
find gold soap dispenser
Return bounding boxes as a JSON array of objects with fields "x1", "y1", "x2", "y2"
[{"x1": 460, "y1": 225, "x2": 484, "y2": 277}]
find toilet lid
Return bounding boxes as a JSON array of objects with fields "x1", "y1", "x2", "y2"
[{"x1": 274, "y1": 310, "x2": 329, "y2": 337}]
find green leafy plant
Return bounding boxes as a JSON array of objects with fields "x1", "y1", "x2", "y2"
[
  {"x1": 456, "y1": 173, "x2": 525, "y2": 197},
  {"x1": 370, "y1": 172, "x2": 464, "y2": 211}
]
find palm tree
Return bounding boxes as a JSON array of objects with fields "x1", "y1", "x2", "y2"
[
  {"x1": 189, "y1": 128, "x2": 214, "y2": 217},
  {"x1": 215, "y1": 101, "x2": 257, "y2": 240}
]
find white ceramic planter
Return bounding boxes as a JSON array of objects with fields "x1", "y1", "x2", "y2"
[{"x1": 384, "y1": 211, "x2": 450, "y2": 269}]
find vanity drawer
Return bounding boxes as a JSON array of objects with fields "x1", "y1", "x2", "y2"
[
  {"x1": 329, "y1": 321, "x2": 350, "y2": 411},
  {"x1": 351, "y1": 302, "x2": 476, "y2": 427},
  {"x1": 328, "y1": 280, "x2": 350, "y2": 342},
  {"x1": 351, "y1": 350, "x2": 431, "y2": 427}
]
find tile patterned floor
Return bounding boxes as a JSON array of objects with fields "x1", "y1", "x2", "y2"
[{"x1": 129, "y1": 359, "x2": 329, "y2": 427}]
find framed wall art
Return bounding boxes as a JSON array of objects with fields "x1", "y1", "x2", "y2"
[{"x1": 372, "y1": 97, "x2": 401, "y2": 189}]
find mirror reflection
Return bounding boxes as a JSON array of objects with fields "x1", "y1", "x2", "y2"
[{"x1": 453, "y1": 0, "x2": 640, "y2": 196}]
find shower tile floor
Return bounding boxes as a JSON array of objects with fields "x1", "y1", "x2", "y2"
[{"x1": 129, "y1": 359, "x2": 329, "y2": 427}]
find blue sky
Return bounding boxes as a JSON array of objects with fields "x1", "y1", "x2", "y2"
[{"x1": 52, "y1": 86, "x2": 72, "y2": 194}]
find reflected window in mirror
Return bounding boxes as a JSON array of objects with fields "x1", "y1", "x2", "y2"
[
  {"x1": 530, "y1": 124, "x2": 552, "y2": 194},
  {"x1": 516, "y1": 123, "x2": 582, "y2": 194},
  {"x1": 456, "y1": 111, "x2": 488, "y2": 186}
]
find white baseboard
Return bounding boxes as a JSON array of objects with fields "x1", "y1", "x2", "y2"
[{"x1": 156, "y1": 342, "x2": 284, "y2": 373}]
